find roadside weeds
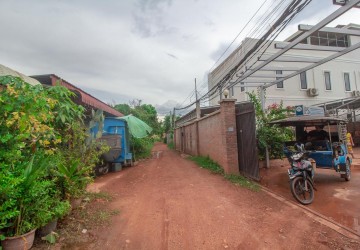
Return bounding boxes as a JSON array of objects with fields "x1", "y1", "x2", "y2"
[
  {"x1": 188, "y1": 155, "x2": 260, "y2": 191},
  {"x1": 32, "y1": 191, "x2": 119, "y2": 249}
]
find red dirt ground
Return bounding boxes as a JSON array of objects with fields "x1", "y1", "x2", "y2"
[
  {"x1": 260, "y1": 148, "x2": 360, "y2": 235},
  {"x1": 81, "y1": 142, "x2": 360, "y2": 249}
]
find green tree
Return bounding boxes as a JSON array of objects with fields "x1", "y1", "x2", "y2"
[
  {"x1": 162, "y1": 115, "x2": 172, "y2": 134},
  {"x1": 114, "y1": 100, "x2": 162, "y2": 136},
  {"x1": 113, "y1": 103, "x2": 131, "y2": 115}
]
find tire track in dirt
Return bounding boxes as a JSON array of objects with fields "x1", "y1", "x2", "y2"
[{"x1": 160, "y1": 198, "x2": 169, "y2": 250}]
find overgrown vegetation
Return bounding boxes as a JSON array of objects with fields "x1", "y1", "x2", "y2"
[
  {"x1": 189, "y1": 156, "x2": 224, "y2": 175},
  {"x1": 0, "y1": 76, "x2": 107, "y2": 238},
  {"x1": 188, "y1": 156, "x2": 260, "y2": 191},
  {"x1": 247, "y1": 91, "x2": 294, "y2": 160},
  {"x1": 131, "y1": 137, "x2": 154, "y2": 160}
]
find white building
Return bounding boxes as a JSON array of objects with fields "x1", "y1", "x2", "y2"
[{"x1": 208, "y1": 23, "x2": 360, "y2": 109}]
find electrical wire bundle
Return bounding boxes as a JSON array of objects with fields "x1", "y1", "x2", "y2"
[{"x1": 175, "y1": 0, "x2": 312, "y2": 112}]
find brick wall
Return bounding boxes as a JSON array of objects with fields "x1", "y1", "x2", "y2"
[{"x1": 175, "y1": 99, "x2": 239, "y2": 174}]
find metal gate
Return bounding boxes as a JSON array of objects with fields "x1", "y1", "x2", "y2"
[{"x1": 236, "y1": 102, "x2": 259, "y2": 180}]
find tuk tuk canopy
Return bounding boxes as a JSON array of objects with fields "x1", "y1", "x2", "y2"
[{"x1": 269, "y1": 115, "x2": 346, "y2": 127}]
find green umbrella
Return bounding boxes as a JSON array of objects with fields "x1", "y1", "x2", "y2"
[{"x1": 117, "y1": 115, "x2": 152, "y2": 138}]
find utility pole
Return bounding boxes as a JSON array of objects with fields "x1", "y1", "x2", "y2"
[
  {"x1": 169, "y1": 110, "x2": 172, "y2": 129},
  {"x1": 219, "y1": 85, "x2": 223, "y2": 101},
  {"x1": 172, "y1": 107, "x2": 176, "y2": 129},
  {"x1": 195, "y1": 78, "x2": 200, "y2": 119},
  {"x1": 260, "y1": 85, "x2": 270, "y2": 169}
]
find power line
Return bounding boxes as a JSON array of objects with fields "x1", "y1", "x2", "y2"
[
  {"x1": 196, "y1": 0, "x2": 273, "y2": 96},
  {"x1": 176, "y1": 0, "x2": 312, "y2": 112},
  {"x1": 203, "y1": 0, "x2": 312, "y2": 103},
  {"x1": 208, "y1": 0, "x2": 271, "y2": 72},
  {"x1": 200, "y1": 0, "x2": 294, "y2": 103},
  {"x1": 226, "y1": 0, "x2": 312, "y2": 90}
]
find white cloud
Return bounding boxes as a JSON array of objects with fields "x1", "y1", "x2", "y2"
[{"x1": 1, "y1": 0, "x2": 359, "y2": 114}]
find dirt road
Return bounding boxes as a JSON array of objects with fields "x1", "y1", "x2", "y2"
[
  {"x1": 260, "y1": 163, "x2": 360, "y2": 234},
  {"x1": 89, "y1": 143, "x2": 359, "y2": 249}
]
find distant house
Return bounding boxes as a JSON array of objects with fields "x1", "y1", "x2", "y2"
[
  {"x1": 31, "y1": 74, "x2": 123, "y2": 118},
  {"x1": 208, "y1": 23, "x2": 360, "y2": 108}
]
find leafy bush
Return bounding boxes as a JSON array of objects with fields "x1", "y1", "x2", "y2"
[
  {"x1": 131, "y1": 137, "x2": 154, "y2": 160},
  {"x1": 0, "y1": 76, "x2": 105, "y2": 237},
  {"x1": 247, "y1": 91, "x2": 294, "y2": 159},
  {"x1": 0, "y1": 153, "x2": 68, "y2": 236},
  {"x1": 188, "y1": 155, "x2": 259, "y2": 191}
]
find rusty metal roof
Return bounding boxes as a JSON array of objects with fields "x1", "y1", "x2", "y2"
[{"x1": 31, "y1": 74, "x2": 123, "y2": 117}]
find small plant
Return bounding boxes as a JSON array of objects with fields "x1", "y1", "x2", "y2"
[
  {"x1": 224, "y1": 174, "x2": 260, "y2": 191},
  {"x1": 91, "y1": 209, "x2": 120, "y2": 225},
  {"x1": 188, "y1": 156, "x2": 259, "y2": 191},
  {"x1": 189, "y1": 156, "x2": 224, "y2": 174},
  {"x1": 73, "y1": 192, "x2": 120, "y2": 228},
  {"x1": 85, "y1": 191, "x2": 113, "y2": 202},
  {"x1": 41, "y1": 232, "x2": 58, "y2": 244},
  {"x1": 56, "y1": 159, "x2": 93, "y2": 199}
]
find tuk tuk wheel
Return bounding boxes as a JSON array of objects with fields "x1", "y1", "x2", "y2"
[{"x1": 344, "y1": 159, "x2": 351, "y2": 181}]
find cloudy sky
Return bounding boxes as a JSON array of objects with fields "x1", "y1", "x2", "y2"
[{"x1": 1, "y1": 0, "x2": 359, "y2": 113}]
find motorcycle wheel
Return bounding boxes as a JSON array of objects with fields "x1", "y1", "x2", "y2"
[
  {"x1": 345, "y1": 159, "x2": 351, "y2": 181},
  {"x1": 290, "y1": 176, "x2": 314, "y2": 205}
]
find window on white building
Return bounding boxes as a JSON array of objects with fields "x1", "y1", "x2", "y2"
[
  {"x1": 298, "y1": 32, "x2": 349, "y2": 48},
  {"x1": 300, "y1": 71, "x2": 307, "y2": 90},
  {"x1": 240, "y1": 82, "x2": 245, "y2": 92},
  {"x1": 324, "y1": 71, "x2": 331, "y2": 90},
  {"x1": 230, "y1": 86, "x2": 234, "y2": 96},
  {"x1": 344, "y1": 73, "x2": 351, "y2": 91},
  {"x1": 276, "y1": 70, "x2": 283, "y2": 89}
]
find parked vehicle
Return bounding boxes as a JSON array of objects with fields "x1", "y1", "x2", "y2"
[
  {"x1": 270, "y1": 115, "x2": 352, "y2": 181},
  {"x1": 92, "y1": 118, "x2": 133, "y2": 175},
  {"x1": 286, "y1": 143, "x2": 315, "y2": 205}
]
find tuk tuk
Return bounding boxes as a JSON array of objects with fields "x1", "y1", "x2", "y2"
[{"x1": 270, "y1": 115, "x2": 352, "y2": 181}]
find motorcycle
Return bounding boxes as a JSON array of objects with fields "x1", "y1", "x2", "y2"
[{"x1": 286, "y1": 144, "x2": 316, "y2": 205}]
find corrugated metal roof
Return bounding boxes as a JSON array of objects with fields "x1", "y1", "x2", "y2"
[
  {"x1": 0, "y1": 64, "x2": 41, "y2": 86},
  {"x1": 269, "y1": 115, "x2": 346, "y2": 127},
  {"x1": 31, "y1": 74, "x2": 123, "y2": 117}
]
